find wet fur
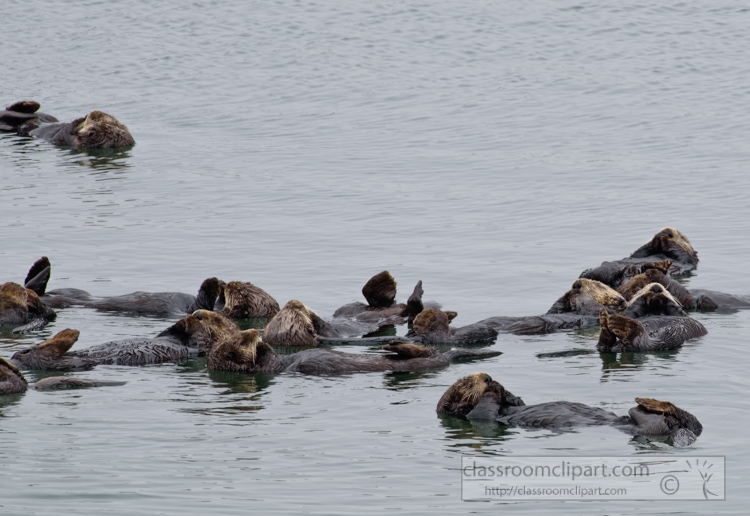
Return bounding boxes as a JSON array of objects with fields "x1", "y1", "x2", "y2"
[{"x1": 221, "y1": 281, "x2": 280, "y2": 319}]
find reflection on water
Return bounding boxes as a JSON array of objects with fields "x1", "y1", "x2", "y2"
[{"x1": 64, "y1": 147, "x2": 133, "y2": 172}]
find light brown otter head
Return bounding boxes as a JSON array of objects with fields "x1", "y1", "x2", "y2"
[
  {"x1": 624, "y1": 283, "x2": 686, "y2": 318},
  {"x1": 0, "y1": 282, "x2": 56, "y2": 324},
  {"x1": 362, "y1": 271, "x2": 397, "y2": 308},
  {"x1": 221, "y1": 281, "x2": 280, "y2": 319},
  {"x1": 549, "y1": 278, "x2": 627, "y2": 314},
  {"x1": 71, "y1": 110, "x2": 134, "y2": 148},
  {"x1": 437, "y1": 372, "x2": 524, "y2": 419},
  {"x1": 161, "y1": 309, "x2": 239, "y2": 354},
  {"x1": 208, "y1": 329, "x2": 277, "y2": 373},
  {"x1": 262, "y1": 300, "x2": 319, "y2": 347},
  {"x1": 630, "y1": 397, "x2": 702, "y2": 441},
  {"x1": 632, "y1": 227, "x2": 698, "y2": 266},
  {"x1": 0, "y1": 357, "x2": 28, "y2": 395}
]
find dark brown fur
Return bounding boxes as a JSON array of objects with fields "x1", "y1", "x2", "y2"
[
  {"x1": 362, "y1": 271, "x2": 397, "y2": 308},
  {"x1": 220, "y1": 281, "x2": 280, "y2": 319}
]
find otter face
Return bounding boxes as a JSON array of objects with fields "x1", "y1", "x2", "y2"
[
  {"x1": 0, "y1": 357, "x2": 28, "y2": 395},
  {"x1": 554, "y1": 279, "x2": 627, "y2": 314},
  {"x1": 0, "y1": 282, "x2": 56, "y2": 324},
  {"x1": 629, "y1": 398, "x2": 702, "y2": 439},
  {"x1": 165, "y1": 310, "x2": 239, "y2": 353},
  {"x1": 72, "y1": 110, "x2": 134, "y2": 148},
  {"x1": 625, "y1": 282, "x2": 686, "y2": 317},
  {"x1": 262, "y1": 300, "x2": 318, "y2": 347},
  {"x1": 222, "y1": 281, "x2": 280, "y2": 319},
  {"x1": 436, "y1": 372, "x2": 524, "y2": 419},
  {"x1": 362, "y1": 271, "x2": 397, "y2": 308},
  {"x1": 208, "y1": 329, "x2": 272, "y2": 372}
]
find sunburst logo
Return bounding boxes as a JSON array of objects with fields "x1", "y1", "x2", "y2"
[{"x1": 686, "y1": 459, "x2": 719, "y2": 499}]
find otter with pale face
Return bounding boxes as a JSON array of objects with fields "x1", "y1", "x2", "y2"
[
  {"x1": 437, "y1": 373, "x2": 702, "y2": 445},
  {"x1": 581, "y1": 228, "x2": 699, "y2": 285},
  {"x1": 208, "y1": 330, "x2": 501, "y2": 375},
  {"x1": 0, "y1": 101, "x2": 134, "y2": 148}
]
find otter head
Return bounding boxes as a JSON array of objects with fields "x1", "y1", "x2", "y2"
[
  {"x1": 0, "y1": 357, "x2": 28, "y2": 395},
  {"x1": 208, "y1": 329, "x2": 277, "y2": 373},
  {"x1": 222, "y1": 281, "x2": 280, "y2": 319},
  {"x1": 412, "y1": 308, "x2": 453, "y2": 344},
  {"x1": 550, "y1": 279, "x2": 627, "y2": 314},
  {"x1": 632, "y1": 228, "x2": 698, "y2": 266},
  {"x1": 437, "y1": 372, "x2": 525, "y2": 420},
  {"x1": 624, "y1": 283, "x2": 686, "y2": 318},
  {"x1": 362, "y1": 271, "x2": 397, "y2": 308},
  {"x1": 10, "y1": 329, "x2": 94, "y2": 370},
  {"x1": 629, "y1": 398, "x2": 702, "y2": 444},
  {"x1": 72, "y1": 110, "x2": 134, "y2": 149},
  {"x1": 0, "y1": 282, "x2": 56, "y2": 324},
  {"x1": 262, "y1": 300, "x2": 319, "y2": 347},
  {"x1": 160, "y1": 310, "x2": 239, "y2": 354}
]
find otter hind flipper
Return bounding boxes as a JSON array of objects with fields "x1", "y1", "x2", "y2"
[
  {"x1": 382, "y1": 341, "x2": 435, "y2": 358},
  {"x1": 6, "y1": 101, "x2": 41, "y2": 114},
  {"x1": 24, "y1": 256, "x2": 51, "y2": 296}
]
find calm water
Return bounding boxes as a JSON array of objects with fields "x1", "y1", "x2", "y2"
[{"x1": 2, "y1": 0, "x2": 749, "y2": 514}]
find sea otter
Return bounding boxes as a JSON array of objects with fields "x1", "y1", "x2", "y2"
[
  {"x1": 0, "y1": 281, "x2": 57, "y2": 333},
  {"x1": 10, "y1": 329, "x2": 96, "y2": 370},
  {"x1": 0, "y1": 101, "x2": 134, "y2": 148},
  {"x1": 208, "y1": 329, "x2": 501, "y2": 375},
  {"x1": 437, "y1": 373, "x2": 702, "y2": 445},
  {"x1": 597, "y1": 308, "x2": 707, "y2": 352},
  {"x1": 580, "y1": 228, "x2": 698, "y2": 286},
  {"x1": 406, "y1": 308, "x2": 498, "y2": 345},
  {"x1": 61, "y1": 310, "x2": 238, "y2": 366},
  {"x1": 262, "y1": 300, "x2": 340, "y2": 347},
  {"x1": 332, "y1": 272, "x2": 432, "y2": 335},
  {"x1": 0, "y1": 357, "x2": 123, "y2": 395},
  {"x1": 23, "y1": 257, "x2": 221, "y2": 316}
]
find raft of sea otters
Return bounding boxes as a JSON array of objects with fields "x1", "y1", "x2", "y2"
[
  {"x1": 0, "y1": 104, "x2": 741, "y2": 446},
  {"x1": 2, "y1": 227, "x2": 742, "y2": 445}
]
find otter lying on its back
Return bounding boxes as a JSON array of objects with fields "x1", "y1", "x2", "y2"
[
  {"x1": 0, "y1": 281, "x2": 57, "y2": 333},
  {"x1": 23, "y1": 257, "x2": 221, "y2": 317},
  {"x1": 208, "y1": 330, "x2": 501, "y2": 375},
  {"x1": 0, "y1": 101, "x2": 134, "y2": 148},
  {"x1": 437, "y1": 373, "x2": 702, "y2": 445},
  {"x1": 0, "y1": 357, "x2": 123, "y2": 395},
  {"x1": 580, "y1": 228, "x2": 699, "y2": 286}
]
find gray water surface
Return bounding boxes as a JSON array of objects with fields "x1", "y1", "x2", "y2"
[{"x1": 2, "y1": 1, "x2": 749, "y2": 514}]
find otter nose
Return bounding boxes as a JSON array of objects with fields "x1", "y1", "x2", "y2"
[
  {"x1": 650, "y1": 285, "x2": 663, "y2": 294},
  {"x1": 663, "y1": 228, "x2": 673, "y2": 238},
  {"x1": 193, "y1": 310, "x2": 203, "y2": 320},
  {"x1": 484, "y1": 373, "x2": 493, "y2": 383},
  {"x1": 571, "y1": 280, "x2": 582, "y2": 289}
]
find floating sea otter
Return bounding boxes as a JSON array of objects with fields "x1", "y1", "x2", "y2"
[
  {"x1": 23, "y1": 257, "x2": 221, "y2": 317},
  {"x1": 217, "y1": 280, "x2": 280, "y2": 319},
  {"x1": 580, "y1": 228, "x2": 698, "y2": 286},
  {"x1": 0, "y1": 101, "x2": 134, "y2": 148},
  {"x1": 44, "y1": 310, "x2": 239, "y2": 366},
  {"x1": 208, "y1": 329, "x2": 501, "y2": 375},
  {"x1": 0, "y1": 357, "x2": 122, "y2": 395},
  {"x1": 437, "y1": 373, "x2": 702, "y2": 445},
  {"x1": 476, "y1": 277, "x2": 678, "y2": 335},
  {"x1": 10, "y1": 329, "x2": 96, "y2": 370}
]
